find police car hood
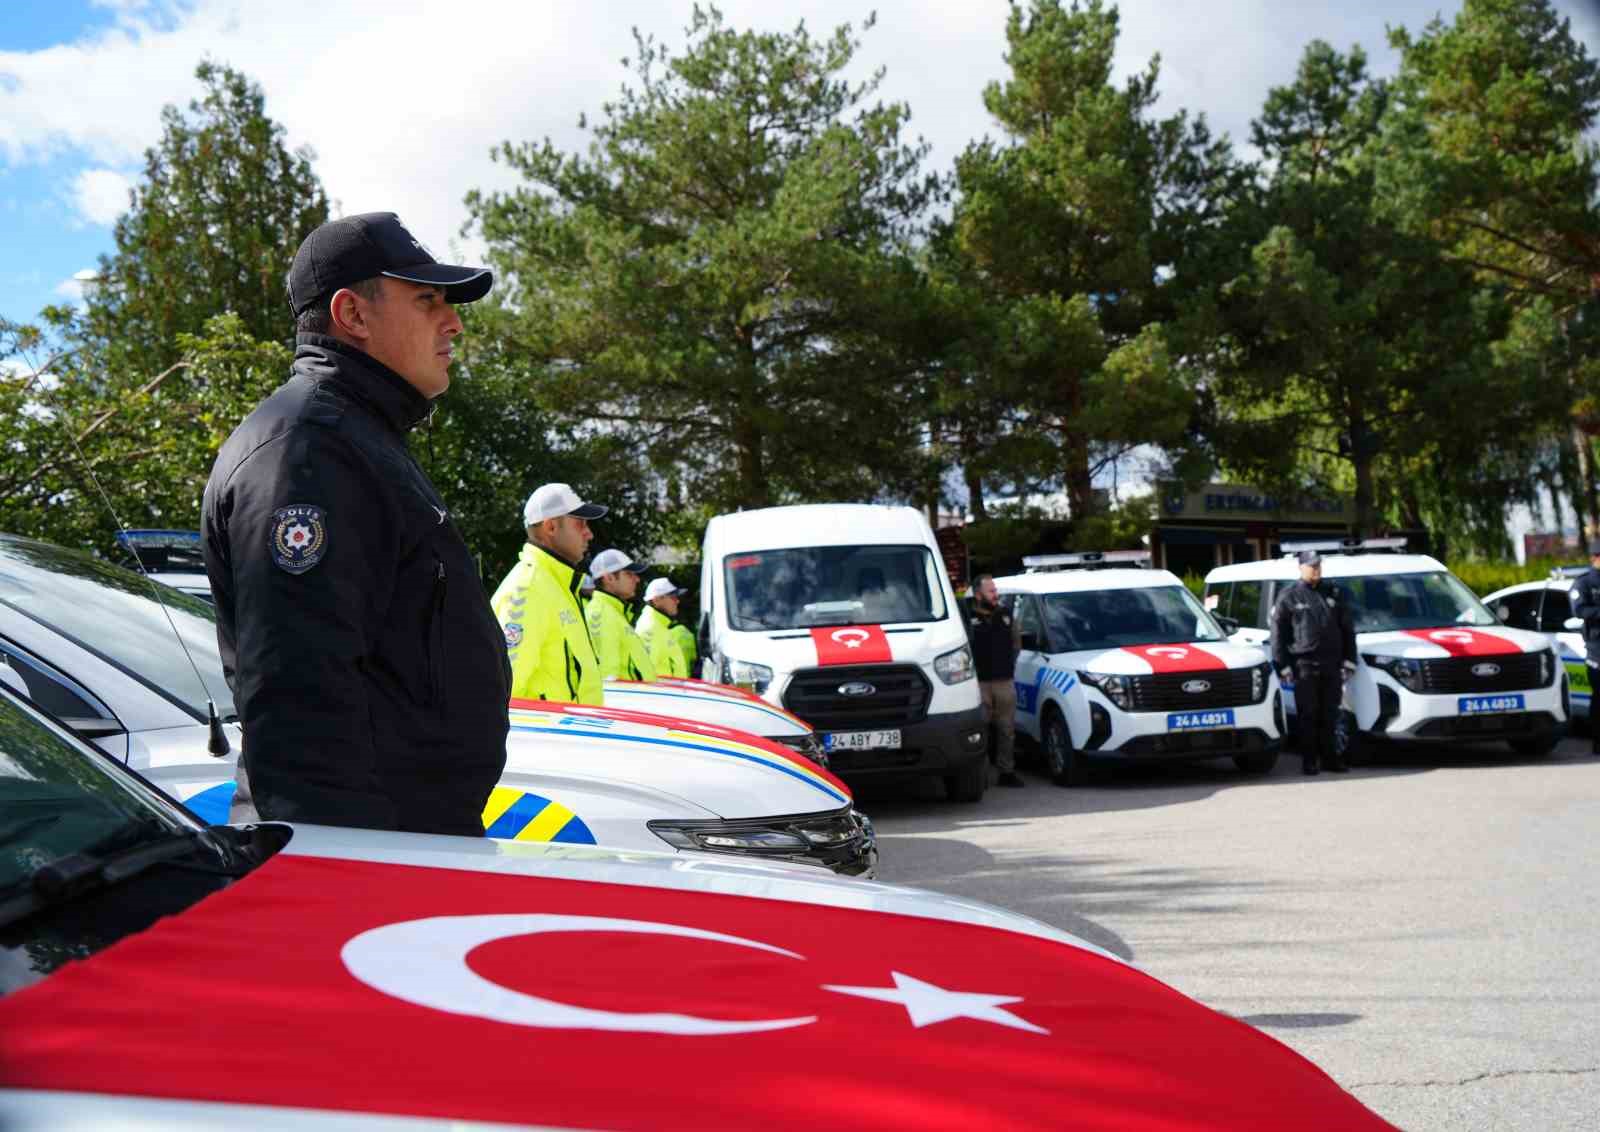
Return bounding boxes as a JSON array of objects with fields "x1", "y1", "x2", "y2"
[
  {"x1": 508, "y1": 700, "x2": 849, "y2": 820},
  {"x1": 602, "y1": 677, "x2": 812, "y2": 739},
  {"x1": 1066, "y1": 640, "x2": 1269, "y2": 675},
  {"x1": 1356, "y1": 625, "x2": 1546, "y2": 659},
  {"x1": 0, "y1": 825, "x2": 1392, "y2": 1132}
]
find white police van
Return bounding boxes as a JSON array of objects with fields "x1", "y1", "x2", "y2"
[
  {"x1": 1482, "y1": 567, "x2": 1591, "y2": 727},
  {"x1": 1205, "y1": 540, "x2": 1567, "y2": 760},
  {"x1": 996, "y1": 551, "x2": 1284, "y2": 785}
]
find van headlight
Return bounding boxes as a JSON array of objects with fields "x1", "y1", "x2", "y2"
[
  {"x1": 720, "y1": 657, "x2": 774, "y2": 695},
  {"x1": 1538, "y1": 648, "x2": 1555, "y2": 686},
  {"x1": 934, "y1": 644, "x2": 975, "y2": 684},
  {"x1": 1363, "y1": 653, "x2": 1422, "y2": 692},
  {"x1": 1078, "y1": 670, "x2": 1133, "y2": 711},
  {"x1": 1251, "y1": 661, "x2": 1270, "y2": 702}
]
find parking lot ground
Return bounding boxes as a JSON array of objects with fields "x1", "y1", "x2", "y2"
[{"x1": 858, "y1": 736, "x2": 1600, "y2": 1132}]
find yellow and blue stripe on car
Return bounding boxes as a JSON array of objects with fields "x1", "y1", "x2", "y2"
[{"x1": 480, "y1": 786, "x2": 596, "y2": 844}]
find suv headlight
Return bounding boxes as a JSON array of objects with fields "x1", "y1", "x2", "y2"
[
  {"x1": 720, "y1": 656, "x2": 774, "y2": 695},
  {"x1": 1251, "y1": 661, "x2": 1270, "y2": 703},
  {"x1": 1078, "y1": 669, "x2": 1133, "y2": 711},
  {"x1": 1363, "y1": 653, "x2": 1422, "y2": 692},
  {"x1": 1538, "y1": 648, "x2": 1555, "y2": 686},
  {"x1": 934, "y1": 644, "x2": 975, "y2": 685},
  {"x1": 774, "y1": 731, "x2": 830, "y2": 769},
  {"x1": 648, "y1": 810, "x2": 872, "y2": 868}
]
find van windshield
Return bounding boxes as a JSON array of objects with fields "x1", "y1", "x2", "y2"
[
  {"x1": 1039, "y1": 586, "x2": 1227, "y2": 652},
  {"x1": 724, "y1": 545, "x2": 948, "y2": 630},
  {"x1": 1337, "y1": 571, "x2": 1497, "y2": 633}
]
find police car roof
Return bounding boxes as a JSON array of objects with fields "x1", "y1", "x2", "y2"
[
  {"x1": 1205, "y1": 553, "x2": 1445, "y2": 585},
  {"x1": 995, "y1": 567, "x2": 1187, "y2": 594},
  {"x1": 706, "y1": 503, "x2": 934, "y2": 552}
]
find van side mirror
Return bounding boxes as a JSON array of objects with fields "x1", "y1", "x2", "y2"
[
  {"x1": 1565, "y1": 617, "x2": 1584, "y2": 632},
  {"x1": 1020, "y1": 631, "x2": 1040, "y2": 651},
  {"x1": 1215, "y1": 614, "x2": 1241, "y2": 635}
]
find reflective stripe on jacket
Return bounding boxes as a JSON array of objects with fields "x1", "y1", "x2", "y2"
[
  {"x1": 587, "y1": 590, "x2": 656, "y2": 681},
  {"x1": 637, "y1": 605, "x2": 688, "y2": 678},
  {"x1": 491, "y1": 543, "x2": 602, "y2": 704}
]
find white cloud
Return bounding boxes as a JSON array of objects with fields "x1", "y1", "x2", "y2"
[
  {"x1": 53, "y1": 275, "x2": 87, "y2": 303},
  {"x1": 71, "y1": 167, "x2": 133, "y2": 225}
]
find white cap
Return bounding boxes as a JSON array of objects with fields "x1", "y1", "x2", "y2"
[
  {"x1": 589, "y1": 548, "x2": 643, "y2": 579},
  {"x1": 644, "y1": 577, "x2": 686, "y2": 602},
  {"x1": 523, "y1": 483, "x2": 607, "y2": 527}
]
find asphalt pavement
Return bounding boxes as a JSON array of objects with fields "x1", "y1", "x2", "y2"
[{"x1": 858, "y1": 736, "x2": 1600, "y2": 1132}]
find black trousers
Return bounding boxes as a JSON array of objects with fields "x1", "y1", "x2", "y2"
[{"x1": 1294, "y1": 660, "x2": 1344, "y2": 768}]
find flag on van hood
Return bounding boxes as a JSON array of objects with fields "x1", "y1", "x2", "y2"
[{"x1": 811, "y1": 624, "x2": 894, "y2": 665}]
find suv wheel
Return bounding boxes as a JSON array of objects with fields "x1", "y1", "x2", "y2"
[
  {"x1": 944, "y1": 758, "x2": 988, "y2": 803},
  {"x1": 1234, "y1": 749, "x2": 1279, "y2": 775},
  {"x1": 1044, "y1": 711, "x2": 1085, "y2": 786},
  {"x1": 1509, "y1": 733, "x2": 1559, "y2": 759}
]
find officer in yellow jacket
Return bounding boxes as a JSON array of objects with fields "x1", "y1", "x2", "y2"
[
  {"x1": 586, "y1": 548, "x2": 656, "y2": 682},
  {"x1": 638, "y1": 578, "x2": 690, "y2": 678},
  {"x1": 670, "y1": 621, "x2": 698, "y2": 680},
  {"x1": 491, "y1": 483, "x2": 606, "y2": 704}
]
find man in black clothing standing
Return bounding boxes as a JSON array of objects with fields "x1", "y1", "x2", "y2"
[
  {"x1": 1567, "y1": 539, "x2": 1600, "y2": 755},
  {"x1": 1270, "y1": 550, "x2": 1357, "y2": 775},
  {"x1": 967, "y1": 575, "x2": 1024, "y2": 787},
  {"x1": 202, "y1": 213, "x2": 511, "y2": 835}
]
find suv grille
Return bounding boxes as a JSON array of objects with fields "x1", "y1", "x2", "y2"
[
  {"x1": 1418, "y1": 653, "x2": 1542, "y2": 694},
  {"x1": 1128, "y1": 668, "x2": 1256, "y2": 712},
  {"x1": 783, "y1": 664, "x2": 931, "y2": 731}
]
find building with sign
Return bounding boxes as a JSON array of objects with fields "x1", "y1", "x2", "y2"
[{"x1": 1152, "y1": 483, "x2": 1354, "y2": 577}]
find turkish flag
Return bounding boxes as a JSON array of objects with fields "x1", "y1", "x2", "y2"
[
  {"x1": 1122, "y1": 643, "x2": 1230, "y2": 673},
  {"x1": 1402, "y1": 628, "x2": 1522, "y2": 656},
  {"x1": 0, "y1": 853, "x2": 1393, "y2": 1130},
  {"x1": 810, "y1": 624, "x2": 893, "y2": 665}
]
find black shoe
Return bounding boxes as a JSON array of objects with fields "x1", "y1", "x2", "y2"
[
  {"x1": 1302, "y1": 761, "x2": 1320, "y2": 776},
  {"x1": 997, "y1": 772, "x2": 1025, "y2": 787}
]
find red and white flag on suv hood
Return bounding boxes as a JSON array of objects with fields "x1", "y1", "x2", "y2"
[{"x1": 0, "y1": 853, "x2": 1393, "y2": 1130}]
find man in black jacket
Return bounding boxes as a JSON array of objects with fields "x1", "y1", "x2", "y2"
[
  {"x1": 1568, "y1": 539, "x2": 1600, "y2": 755},
  {"x1": 1270, "y1": 550, "x2": 1358, "y2": 775},
  {"x1": 202, "y1": 213, "x2": 511, "y2": 835},
  {"x1": 966, "y1": 575, "x2": 1024, "y2": 787}
]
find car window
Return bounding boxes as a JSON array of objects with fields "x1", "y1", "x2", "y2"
[
  {"x1": 1340, "y1": 572, "x2": 1497, "y2": 632},
  {"x1": 1487, "y1": 588, "x2": 1541, "y2": 631},
  {"x1": 1040, "y1": 585, "x2": 1226, "y2": 651},
  {"x1": 0, "y1": 642, "x2": 113, "y2": 722},
  {"x1": 1230, "y1": 579, "x2": 1265, "y2": 628},
  {"x1": 723, "y1": 544, "x2": 947, "y2": 630},
  {"x1": 1540, "y1": 588, "x2": 1573, "y2": 632},
  {"x1": 1203, "y1": 582, "x2": 1229, "y2": 616},
  {"x1": 1014, "y1": 595, "x2": 1045, "y2": 650}
]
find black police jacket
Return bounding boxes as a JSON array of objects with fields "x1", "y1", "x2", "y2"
[
  {"x1": 1270, "y1": 579, "x2": 1357, "y2": 672},
  {"x1": 965, "y1": 600, "x2": 1019, "y2": 680},
  {"x1": 1570, "y1": 567, "x2": 1600, "y2": 663},
  {"x1": 201, "y1": 335, "x2": 511, "y2": 836}
]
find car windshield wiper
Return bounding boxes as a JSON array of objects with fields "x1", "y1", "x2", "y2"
[{"x1": 0, "y1": 818, "x2": 242, "y2": 931}]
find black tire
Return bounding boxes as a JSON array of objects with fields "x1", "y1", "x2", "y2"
[
  {"x1": 1333, "y1": 709, "x2": 1366, "y2": 766},
  {"x1": 1509, "y1": 732, "x2": 1559, "y2": 759},
  {"x1": 944, "y1": 757, "x2": 989, "y2": 803},
  {"x1": 1043, "y1": 710, "x2": 1086, "y2": 786},
  {"x1": 1234, "y1": 749, "x2": 1280, "y2": 775}
]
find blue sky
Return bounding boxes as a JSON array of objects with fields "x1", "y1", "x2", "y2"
[{"x1": 4, "y1": 0, "x2": 1599, "y2": 334}]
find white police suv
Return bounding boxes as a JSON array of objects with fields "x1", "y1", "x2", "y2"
[
  {"x1": 997, "y1": 552, "x2": 1284, "y2": 785},
  {"x1": 1206, "y1": 540, "x2": 1567, "y2": 760},
  {"x1": 1482, "y1": 566, "x2": 1590, "y2": 727}
]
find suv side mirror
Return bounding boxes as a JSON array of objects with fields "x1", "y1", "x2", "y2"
[
  {"x1": 1565, "y1": 617, "x2": 1584, "y2": 632},
  {"x1": 1020, "y1": 631, "x2": 1040, "y2": 651},
  {"x1": 1215, "y1": 614, "x2": 1241, "y2": 635}
]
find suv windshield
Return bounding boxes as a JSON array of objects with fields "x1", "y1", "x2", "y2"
[
  {"x1": 1338, "y1": 571, "x2": 1497, "y2": 633},
  {"x1": 724, "y1": 545, "x2": 948, "y2": 630},
  {"x1": 1040, "y1": 585, "x2": 1227, "y2": 652},
  {"x1": 0, "y1": 536, "x2": 233, "y2": 721}
]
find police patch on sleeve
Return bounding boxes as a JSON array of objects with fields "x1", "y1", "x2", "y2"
[
  {"x1": 270, "y1": 505, "x2": 328, "y2": 574},
  {"x1": 504, "y1": 622, "x2": 524, "y2": 649}
]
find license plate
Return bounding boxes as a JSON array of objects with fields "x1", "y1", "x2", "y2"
[
  {"x1": 1458, "y1": 694, "x2": 1524, "y2": 715},
  {"x1": 1167, "y1": 709, "x2": 1235, "y2": 732},
  {"x1": 823, "y1": 729, "x2": 902, "y2": 751}
]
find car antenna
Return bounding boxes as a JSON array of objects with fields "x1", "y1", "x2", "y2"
[{"x1": 20, "y1": 348, "x2": 230, "y2": 757}]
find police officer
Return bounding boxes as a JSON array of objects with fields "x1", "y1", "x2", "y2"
[
  {"x1": 1270, "y1": 550, "x2": 1357, "y2": 775},
  {"x1": 965, "y1": 575, "x2": 1023, "y2": 787},
  {"x1": 671, "y1": 617, "x2": 699, "y2": 681},
  {"x1": 586, "y1": 548, "x2": 655, "y2": 682},
  {"x1": 1567, "y1": 539, "x2": 1600, "y2": 755},
  {"x1": 201, "y1": 212, "x2": 510, "y2": 836},
  {"x1": 492, "y1": 483, "x2": 607, "y2": 704},
  {"x1": 638, "y1": 578, "x2": 690, "y2": 678}
]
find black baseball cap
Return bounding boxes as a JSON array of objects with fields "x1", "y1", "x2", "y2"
[
  {"x1": 287, "y1": 212, "x2": 493, "y2": 316},
  {"x1": 1296, "y1": 550, "x2": 1323, "y2": 566}
]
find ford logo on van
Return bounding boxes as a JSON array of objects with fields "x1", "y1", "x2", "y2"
[
  {"x1": 1472, "y1": 663, "x2": 1501, "y2": 678},
  {"x1": 838, "y1": 681, "x2": 876, "y2": 697},
  {"x1": 1182, "y1": 679, "x2": 1211, "y2": 694}
]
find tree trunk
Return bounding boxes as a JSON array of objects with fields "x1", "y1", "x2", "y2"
[
  {"x1": 733, "y1": 333, "x2": 769, "y2": 509},
  {"x1": 965, "y1": 468, "x2": 987, "y2": 522},
  {"x1": 1349, "y1": 409, "x2": 1376, "y2": 537},
  {"x1": 1571, "y1": 423, "x2": 1598, "y2": 543}
]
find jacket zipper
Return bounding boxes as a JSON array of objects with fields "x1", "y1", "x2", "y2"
[{"x1": 429, "y1": 560, "x2": 448, "y2": 708}]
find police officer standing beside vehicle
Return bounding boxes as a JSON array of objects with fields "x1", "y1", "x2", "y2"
[
  {"x1": 1567, "y1": 539, "x2": 1600, "y2": 755},
  {"x1": 638, "y1": 578, "x2": 690, "y2": 678},
  {"x1": 586, "y1": 548, "x2": 655, "y2": 682},
  {"x1": 202, "y1": 212, "x2": 510, "y2": 836},
  {"x1": 492, "y1": 483, "x2": 608, "y2": 705},
  {"x1": 1271, "y1": 550, "x2": 1358, "y2": 775},
  {"x1": 966, "y1": 575, "x2": 1024, "y2": 787}
]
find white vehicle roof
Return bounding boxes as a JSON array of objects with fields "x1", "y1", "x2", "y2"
[
  {"x1": 1205, "y1": 552, "x2": 1446, "y2": 584},
  {"x1": 996, "y1": 568, "x2": 1189, "y2": 594},
  {"x1": 706, "y1": 503, "x2": 935, "y2": 552}
]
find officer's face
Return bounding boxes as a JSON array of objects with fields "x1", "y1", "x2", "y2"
[
  {"x1": 1300, "y1": 563, "x2": 1322, "y2": 585},
  {"x1": 605, "y1": 570, "x2": 641, "y2": 600},
  {"x1": 544, "y1": 514, "x2": 593, "y2": 562},
  {"x1": 976, "y1": 578, "x2": 999, "y2": 606},
  {"x1": 655, "y1": 594, "x2": 681, "y2": 618},
  {"x1": 356, "y1": 279, "x2": 464, "y2": 398}
]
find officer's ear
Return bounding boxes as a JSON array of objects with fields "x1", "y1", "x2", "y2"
[{"x1": 329, "y1": 285, "x2": 378, "y2": 343}]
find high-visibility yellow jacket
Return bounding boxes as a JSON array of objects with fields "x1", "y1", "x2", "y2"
[
  {"x1": 670, "y1": 623, "x2": 698, "y2": 679},
  {"x1": 491, "y1": 543, "x2": 601, "y2": 704},
  {"x1": 637, "y1": 604, "x2": 688, "y2": 678},
  {"x1": 586, "y1": 590, "x2": 656, "y2": 682}
]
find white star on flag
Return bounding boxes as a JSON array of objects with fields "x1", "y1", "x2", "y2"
[{"x1": 820, "y1": 971, "x2": 1048, "y2": 1034}]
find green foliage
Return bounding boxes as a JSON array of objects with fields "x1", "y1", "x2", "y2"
[{"x1": 1448, "y1": 557, "x2": 1572, "y2": 597}]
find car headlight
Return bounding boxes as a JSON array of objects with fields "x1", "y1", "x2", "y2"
[
  {"x1": 773, "y1": 731, "x2": 830, "y2": 769},
  {"x1": 648, "y1": 810, "x2": 872, "y2": 869},
  {"x1": 1251, "y1": 661, "x2": 1270, "y2": 703},
  {"x1": 1538, "y1": 648, "x2": 1555, "y2": 686},
  {"x1": 720, "y1": 656, "x2": 774, "y2": 695},
  {"x1": 934, "y1": 644, "x2": 975, "y2": 685},
  {"x1": 1362, "y1": 653, "x2": 1422, "y2": 692},
  {"x1": 1078, "y1": 669, "x2": 1133, "y2": 711}
]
